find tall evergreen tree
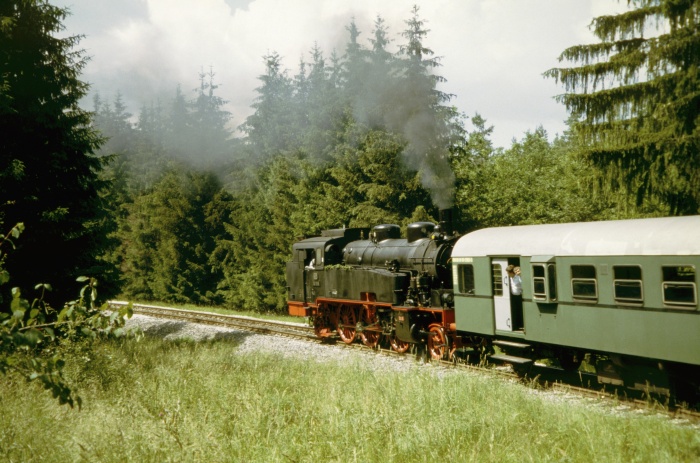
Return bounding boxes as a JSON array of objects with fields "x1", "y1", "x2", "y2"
[
  {"x1": 188, "y1": 67, "x2": 232, "y2": 165},
  {"x1": 0, "y1": 0, "x2": 112, "y2": 305},
  {"x1": 240, "y1": 52, "x2": 297, "y2": 158},
  {"x1": 546, "y1": 0, "x2": 700, "y2": 214},
  {"x1": 340, "y1": 15, "x2": 396, "y2": 130},
  {"x1": 165, "y1": 84, "x2": 191, "y2": 158},
  {"x1": 395, "y1": 5, "x2": 458, "y2": 209},
  {"x1": 302, "y1": 43, "x2": 344, "y2": 160}
]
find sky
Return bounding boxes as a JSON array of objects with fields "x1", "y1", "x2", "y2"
[{"x1": 52, "y1": 0, "x2": 629, "y2": 148}]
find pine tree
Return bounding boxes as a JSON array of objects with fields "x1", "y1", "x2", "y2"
[
  {"x1": 546, "y1": 0, "x2": 700, "y2": 214},
  {"x1": 0, "y1": 0, "x2": 112, "y2": 305},
  {"x1": 395, "y1": 5, "x2": 458, "y2": 210},
  {"x1": 189, "y1": 67, "x2": 232, "y2": 165},
  {"x1": 240, "y1": 52, "x2": 296, "y2": 158},
  {"x1": 93, "y1": 92, "x2": 134, "y2": 156},
  {"x1": 352, "y1": 15, "x2": 395, "y2": 129}
]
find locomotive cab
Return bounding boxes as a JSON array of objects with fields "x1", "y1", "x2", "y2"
[{"x1": 285, "y1": 227, "x2": 368, "y2": 316}]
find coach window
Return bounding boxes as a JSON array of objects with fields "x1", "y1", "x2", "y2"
[
  {"x1": 532, "y1": 263, "x2": 557, "y2": 302},
  {"x1": 492, "y1": 264, "x2": 503, "y2": 296},
  {"x1": 571, "y1": 265, "x2": 597, "y2": 301},
  {"x1": 662, "y1": 266, "x2": 697, "y2": 307},
  {"x1": 613, "y1": 265, "x2": 643, "y2": 303},
  {"x1": 458, "y1": 264, "x2": 475, "y2": 295}
]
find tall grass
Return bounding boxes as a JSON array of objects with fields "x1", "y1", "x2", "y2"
[{"x1": 1, "y1": 336, "x2": 698, "y2": 462}]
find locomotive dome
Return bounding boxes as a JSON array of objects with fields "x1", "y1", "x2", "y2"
[
  {"x1": 453, "y1": 215, "x2": 700, "y2": 258},
  {"x1": 407, "y1": 222, "x2": 435, "y2": 242},
  {"x1": 371, "y1": 224, "x2": 401, "y2": 242}
]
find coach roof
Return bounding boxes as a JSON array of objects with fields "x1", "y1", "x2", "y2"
[{"x1": 452, "y1": 215, "x2": 700, "y2": 258}]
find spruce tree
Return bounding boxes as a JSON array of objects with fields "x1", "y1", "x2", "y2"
[
  {"x1": 189, "y1": 67, "x2": 232, "y2": 165},
  {"x1": 546, "y1": 0, "x2": 700, "y2": 214},
  {"x1": 396, "y1": 5, "x2": 458, "y2": 210},
  {"x1": 1, "y1": 1, "x2": 112, "y2": 305},
  {"x1": 240, "y1": 52, "x2": 296, "y2": 158}
]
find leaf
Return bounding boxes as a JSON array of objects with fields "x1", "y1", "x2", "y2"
[
  {"x1": 11, "y1": 223, "x2": 24, "y2": 239},
  {"x1": 76, "y1": 276, "x2": 89, "y2": 282},
  {"x1": 0, "y1": 270, "x2": 9, "y2": 285}
]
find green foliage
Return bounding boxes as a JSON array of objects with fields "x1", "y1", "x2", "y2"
[
  {"x1": 0, "y1": 0, "x2": 116, "y2": 305},
  {"x1": 546, "y1": 0, "x2": 700, "y2": 214},
  {"x1": 454, "y1": 116, "x2": 611, "y2": 228},
  {"x1": 0, "y1": 223, "x2": 133, "y2": 408},
  {"x1": 116, "y1": 169, "x2": 233, "y2": 305}
]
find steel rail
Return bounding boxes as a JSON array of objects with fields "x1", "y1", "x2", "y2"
[{"x1": 107, "y1": 301, "x2": 317, "y2": 340}]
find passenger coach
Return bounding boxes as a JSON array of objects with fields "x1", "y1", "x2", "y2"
[{"x1": 451, "y1": 215, "x2": 700, "y2": 393}]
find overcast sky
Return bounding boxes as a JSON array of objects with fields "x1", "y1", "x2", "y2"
[{"x1": 52, "y1": 0, "x2": 629, "y2": 148}]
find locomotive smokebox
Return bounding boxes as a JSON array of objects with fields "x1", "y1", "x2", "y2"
[{"x1": 438, "y1": 208, "x2": 455, "y2": 237}]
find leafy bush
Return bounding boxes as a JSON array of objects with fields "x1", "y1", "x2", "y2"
[{"x1": 0, "y1": 223, "x2": 133, "y2": 407}]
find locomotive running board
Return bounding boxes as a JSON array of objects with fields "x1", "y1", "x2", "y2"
[
  {"x1": 492, "y1": 340, "x2": 531, "y2": 350},
  {"x1": 490, "y1": 354, "x2": 534, "y2": 365}
]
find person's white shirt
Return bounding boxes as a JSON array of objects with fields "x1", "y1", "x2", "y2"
[{"x1": 510, "y1": 275, "x2": 522, "y2": 296}]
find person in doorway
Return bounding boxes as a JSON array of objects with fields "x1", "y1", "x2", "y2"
[
  {"x1": 506, "y1": 265, "x2": 524, "y2": 330},
  {"x1": 506, "y1": 265, "x2": 522, "y2": 296}
]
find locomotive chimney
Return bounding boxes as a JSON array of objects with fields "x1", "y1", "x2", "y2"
[{"x1": 438, "y1": 208, "x2": 455, "y2": 237}]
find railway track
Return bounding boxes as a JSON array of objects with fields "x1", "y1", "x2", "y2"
[
  {"x1": 107, "y1": 301, "x2": 317, "y2": 340},
  {"x1": 108, "y1": 301, "x2": 700, "y2": 425}
]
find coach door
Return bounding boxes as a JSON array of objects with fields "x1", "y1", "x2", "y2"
[{"x1": 492, "y1": 258, "x2": 514, "y2": 331}]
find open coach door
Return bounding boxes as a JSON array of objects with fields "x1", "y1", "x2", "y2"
[
  {"x1": 492, "y1": 259, "x2": 511, "y2": 331},
  {"x1": 491, "y1": 257, "x2": 523, "y2": 332}
]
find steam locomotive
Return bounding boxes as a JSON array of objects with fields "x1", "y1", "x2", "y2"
[{"x1": 286, "y1": 213, "x2": 700, "y2": 398}]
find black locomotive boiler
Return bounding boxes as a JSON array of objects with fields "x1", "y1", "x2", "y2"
[{"x1": 286, "y1": 213, "x2": 459, "y2": 358}]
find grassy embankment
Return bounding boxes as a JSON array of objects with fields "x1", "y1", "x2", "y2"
[{"x1": 1, "y1": 335, "x2": 699, "y2": 462}]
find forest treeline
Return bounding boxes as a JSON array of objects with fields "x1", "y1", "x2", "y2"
[{"x1": 3, "y1": 2, "x2": 699, "y2": 314}]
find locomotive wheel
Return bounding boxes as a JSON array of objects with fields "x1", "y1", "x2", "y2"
[
  {"x1": 337, "y1": 304, "x2": 357, "y2": 344},
  {"x1": 390, "y1": 335, "x2": 410, "y2": 353},
  {"x1": 359, "y1": 308, "x2": 380, "y2": 348},
  {"x1": 427, "y1": 325, "x2": 448, "y2": 360}
]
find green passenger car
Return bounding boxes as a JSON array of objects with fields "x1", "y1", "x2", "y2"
[{"x1": 451, "y1": 216, "x2": 700, "y2": 391}]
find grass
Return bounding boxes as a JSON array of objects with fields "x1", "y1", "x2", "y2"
[{"x1": 1, "y1": 335, "x2": 699, "y2": 462}]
